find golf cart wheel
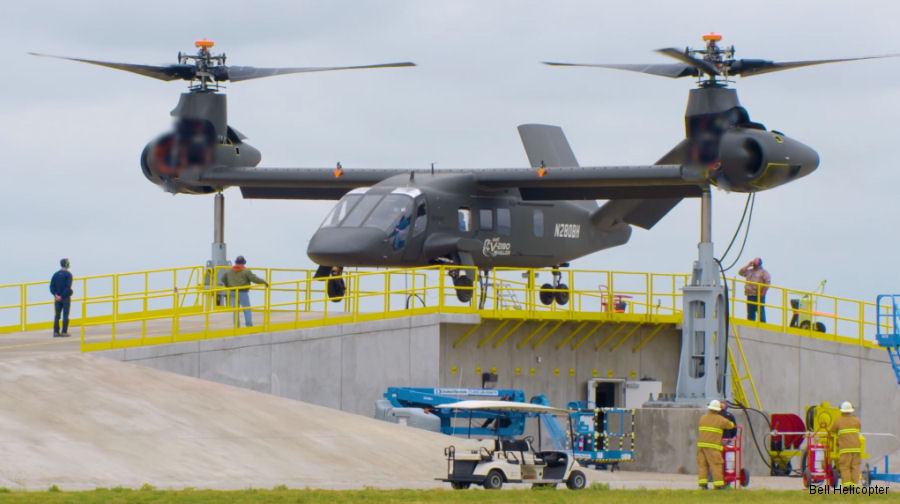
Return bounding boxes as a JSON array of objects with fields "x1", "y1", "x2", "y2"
[
  {"x1": 539, "y1": 284, "x2": 555, "y2": 305},
  {"x1": 554, "y1": 283, "x2": 569, "y2": 306},
  {"x1": 740, "y1": 468, "x2": 750, "y2": 488},
  {"x1": 799, "y1": 320, "x2": 811, "y2": 329},
  {"x1": 454, "y1": 276, "x2": 473, "y2": 303},
  {"x1": 483, "y1": 469, "x2": 504, "y2": 490},
  {"x1": 814, "y1": 322, "x2": 826, "y2": 333},
  {"x1": 566, "y1": 469, "x2": 586, "y2": 490},
  {"x1": 450, "y1": 481, "x2": 471, "y2": 490}
]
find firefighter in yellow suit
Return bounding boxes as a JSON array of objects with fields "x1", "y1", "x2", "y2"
[
  {"x1": 830, "y1": 401, "x2": 861, "y2": 488},
  {"x1": 697, "y1": 399, "x2": 735, "y2": 489}
]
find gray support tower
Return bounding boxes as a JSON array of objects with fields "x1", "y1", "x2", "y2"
[{"x1": 675, "y1": 188, "x2": 730, "y2": 404}]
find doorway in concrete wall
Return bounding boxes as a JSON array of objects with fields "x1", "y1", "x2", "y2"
[{"x1": 588, "y1": 378, "x2": 624, "y2": 407}]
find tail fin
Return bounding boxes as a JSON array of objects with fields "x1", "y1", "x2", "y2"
[{"x1": 518, "y1": 124, "x2": 579, "y2": 168}]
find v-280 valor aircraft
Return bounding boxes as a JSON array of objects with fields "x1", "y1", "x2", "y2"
[{"x1": 37, "y1": 35, "x2": 892, "y2": 303}]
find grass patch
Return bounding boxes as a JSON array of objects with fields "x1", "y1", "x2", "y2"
[{"x1": 0, "y1": 487, "x2": 891, "y2": 503}]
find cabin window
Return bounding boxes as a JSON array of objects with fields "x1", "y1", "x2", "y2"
[
  {"x1": 413, "y1": 202, "x2": 427, "y2": 236},
  {"x1": 458, "y1": 208, "x2": 471, "y2": 232},
  {"x1": 533, "y1": 209, "x2": 544, "y2": 237},
  {"x1": 479, "y1": 209, "x2": 493, "y2": 231},
  {"x1": 497, "y1": 208, "x2": 511, "y2": 236}
]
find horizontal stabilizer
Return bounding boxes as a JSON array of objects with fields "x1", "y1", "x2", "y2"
[
  {"x1": 593, "y1": 198, "x2": 682, "y2": 230},
  {"x1": 518, "y1": 124, "x2": 579, "y2": 168}
]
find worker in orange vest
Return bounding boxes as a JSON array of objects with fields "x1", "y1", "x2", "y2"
[
  {"x1": 697, "y1": 399, "x2": 735, "y2": 489},
  {"x1": 830, "y1": 401, "x2": 862, "y2": 488}
]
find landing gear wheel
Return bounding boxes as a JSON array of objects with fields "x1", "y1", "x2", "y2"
[
  {"x1": 863, "y1": 463, "x2": 871, "y2": 487},
  {"x1": 454, "y1": 276, "x2": 474, "y2": 303},
  {"x1": 555, "y1": 283, "x2": 569, "y2": 306},
  {"x1": 483, "y1": 469, "x2": 503, "y2": 490},
  {"x1": 739, "y1": 468, "x2": 750, "y2": 488},
  {"x1": 326, "y1": 278, "x2": 345, "y2": 301},
  {"x1": 539, "y1": 283, "x2": 555, "y2": 305},
  {"x1": 802, "y1": 469, "x2": 811, "y2": 488},
  {"x1": 566, "y1": 469, "x2": 586, "y2": 490},
  {"x1": 450, "y1": 481, "x2": 471, "y2": 490}
]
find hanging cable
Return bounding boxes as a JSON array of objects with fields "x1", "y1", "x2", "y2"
[
  {"x1": 718, "y1": 193, "x2": 752, "y2": 262},
  {"x1": 722, "y1": 193, "x2": 756, "y2": 272}
]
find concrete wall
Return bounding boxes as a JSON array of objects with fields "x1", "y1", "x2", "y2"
[
  {"x1": 632, "y1": 406, "x2": 771, "y2": 476},
  {"x1": 734, "y1": 325, "x2": 900, "y2": 439},
  {"x1": 99, "y1": 314, "x2": 460, "y2": 415},
  {"x1": 99, "y1": 314, "x2": 900, "y2": 475}
]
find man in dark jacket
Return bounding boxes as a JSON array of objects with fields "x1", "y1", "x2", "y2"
[{"x1": 49, "y1": 258, "x2": 73, "y2": 337}]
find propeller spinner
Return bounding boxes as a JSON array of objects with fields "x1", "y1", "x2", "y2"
[
  {"x1": 31, "y1": 39, "x2": 416, "y2": 92},
  {"x1": 544, "y1": 33, "x2": 897, "y2": 87}
]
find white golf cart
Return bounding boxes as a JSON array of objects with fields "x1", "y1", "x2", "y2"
[{"x1": 437, "y1": 400, "x2": 587, "y2": 490}]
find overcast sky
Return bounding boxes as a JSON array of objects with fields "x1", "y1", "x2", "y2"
[{"x1": 2, "y1": 1, "x2": 898, "y2": 306}]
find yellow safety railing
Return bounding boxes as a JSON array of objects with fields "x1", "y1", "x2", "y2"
[
  {"x1": 728, "y1": 277, "x2": 883, "y2": 348},
  {"x1": 0, "y1": 264, "x2": 884, "y2": 352}
]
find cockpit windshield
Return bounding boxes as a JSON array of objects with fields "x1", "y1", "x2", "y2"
[
  {"x1": 319, "y1": 194, "x2": 362, "y2": 228},
  {"x1": 362, "y1": 194, "x2": 414, "y2": 233}
]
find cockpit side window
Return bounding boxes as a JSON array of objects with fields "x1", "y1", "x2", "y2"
[
  {"x1": 320, "y1": 194, "x2": 362, "y2": 228},
  {"x1": 362, "y1": 194, "x2": 414, "y2": 233},
  {"x1": 413, "y1": 201, "x2": 427, "y2": 236},
  {"x1": 341, "y1": 194, "x2": 383, "y2": 227}
]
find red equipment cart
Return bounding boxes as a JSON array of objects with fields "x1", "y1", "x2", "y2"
[
  {"x1": 722, "y1": 426, "x2": 750, "y2": 488},
  {"x1": 802, "y1": 431, "x2": 837, "y2": 488}
]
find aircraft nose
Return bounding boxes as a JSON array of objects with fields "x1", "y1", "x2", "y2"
[{"x1": 307, "y1": 227, "x2": 390, "y2": 267}]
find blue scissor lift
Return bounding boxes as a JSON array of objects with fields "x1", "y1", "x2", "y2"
[
  {"x1": 875, "y1": 294, "x2": 900, "y2": 387},
  {"x1": 866, "y1": 295, "x2": 900, "y2": 485}
]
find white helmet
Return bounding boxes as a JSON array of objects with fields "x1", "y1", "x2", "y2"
[
  {"x1": 708, "y1": 399, "x2": 723, "y2": 411},
  {"x1": 840, "y1": 401, "x2": 855, "y2": 413}
]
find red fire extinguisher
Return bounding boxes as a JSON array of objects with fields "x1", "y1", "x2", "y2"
[
  {"x1": 808, "y1": 437, "x2": 826, "y2": 478},
  {"x1": 723, "y1": 441, "x2": 736, "y2": 479}
]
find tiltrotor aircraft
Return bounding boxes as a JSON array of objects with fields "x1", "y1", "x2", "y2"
[{"x1": 35, "y1": 36, "x2": 888, "y2": 304}]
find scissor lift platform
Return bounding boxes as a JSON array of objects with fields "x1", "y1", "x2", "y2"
[{"x1": 875, "y1": 294, "x2": 900, "y2": 386}]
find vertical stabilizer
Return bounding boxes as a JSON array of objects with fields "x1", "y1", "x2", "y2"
[{"x1": 517, "y1": 124, "x2": 579, "y2": 168}]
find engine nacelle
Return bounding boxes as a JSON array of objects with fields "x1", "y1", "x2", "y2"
[
  {"x1": 140, "y1": 120, "x2": 262, "y2": 194},
  {"x1": 714, "y1": 128, "x2": 819, "y2": 192}
]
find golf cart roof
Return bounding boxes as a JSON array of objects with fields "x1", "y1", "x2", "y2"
[{"x1": 440, "y1": 400, "x2": 569, "y2": 414}]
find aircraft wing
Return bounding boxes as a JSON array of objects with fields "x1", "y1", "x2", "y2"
[
  {"x1": 471, "y1": 164, "x2": 706, "y2": 199},
  {"x1": 189, "y1": 163, "x2": 707, "y2": 201},
  {"x1": 191, "y1": 167, "x2": 408, "y2": 199}
]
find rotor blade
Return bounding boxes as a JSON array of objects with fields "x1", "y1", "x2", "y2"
[
  {"x1": 224, "y1": 62, "x2": 416, "y2": 82},
  {"x1": 542, "y1": 61, "x2": 696, "y2": 78},
  {"x1": 655, "y1": 48, "x2": 720, "y2": 76},
  {"x1": 731, "y1": 54, "x2": 900, "y2": 77},
  {"x1": 28, "y1": 53, "x2": 194, "y2": 81}
]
